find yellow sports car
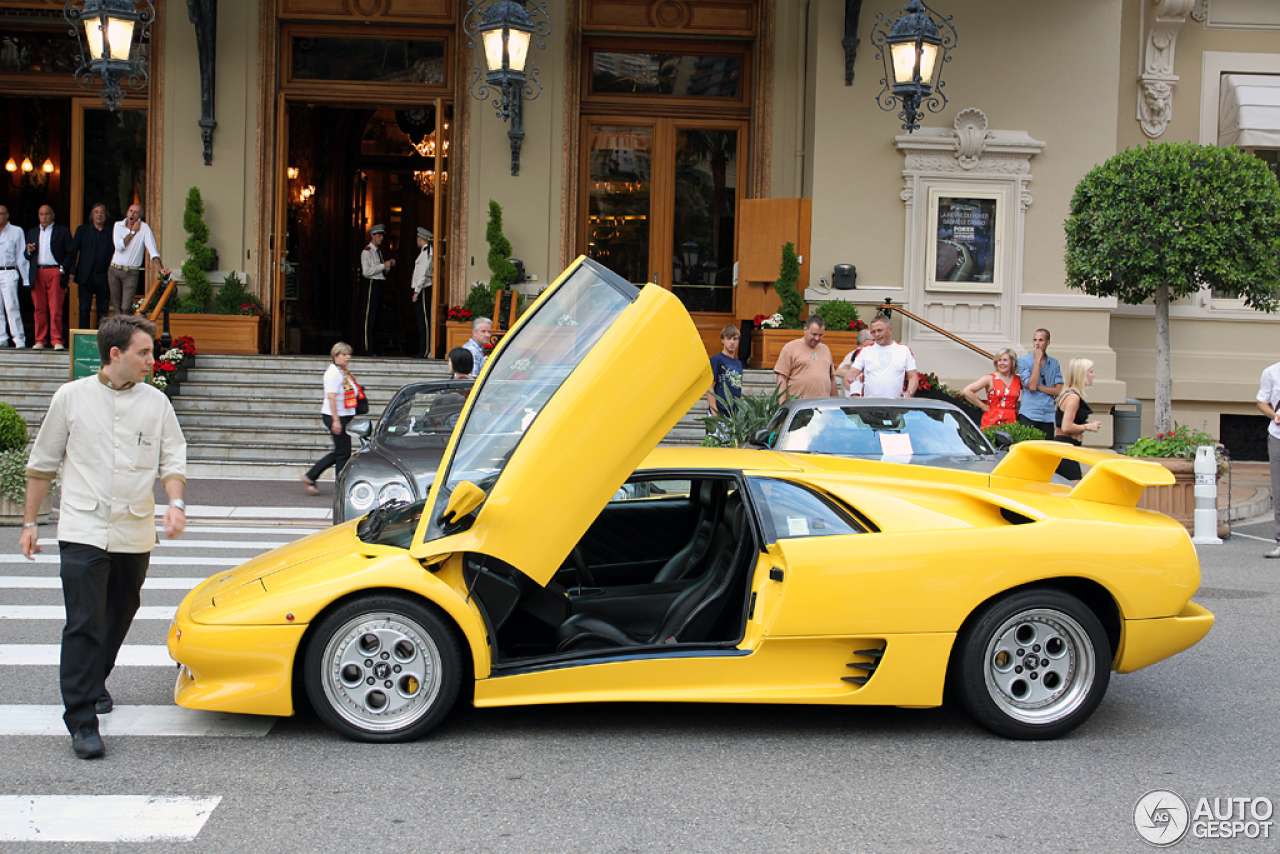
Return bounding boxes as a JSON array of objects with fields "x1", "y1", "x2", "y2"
[{"x1": 169, "y1": 257, "x2": 1213, "y2": 742}]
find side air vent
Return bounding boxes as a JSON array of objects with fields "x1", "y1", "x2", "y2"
[
  {"x1": 1001, "y1": 508, "x2": 1035, "y2": 525},
  {"x1": 842, "y1": 645, "x2": 885, "y2": 687}
]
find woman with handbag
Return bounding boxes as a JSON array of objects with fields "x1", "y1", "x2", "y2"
[{"x1": 301, "y1": 341, "x2": 365, "y2": 495}]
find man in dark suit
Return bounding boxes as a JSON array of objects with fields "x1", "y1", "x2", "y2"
[
  {"x1": 24, "y1": 204, "x2": 73, "y2": 349},
  {"x1": 67, "y1": 203, "x2": 113, "y2": 330}
]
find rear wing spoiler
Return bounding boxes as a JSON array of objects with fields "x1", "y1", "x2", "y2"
[{"x1": 990, "y1": 441, "x2": 1173, "y2": 508}]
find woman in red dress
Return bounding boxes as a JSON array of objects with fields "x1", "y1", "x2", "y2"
[{"x1": 963, "y1": 348, "x2": 1022, "y2": 428}]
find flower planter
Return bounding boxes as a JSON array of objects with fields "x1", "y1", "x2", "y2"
[
  {"x1": 1134, "y1": 457, "x2": 1196, "y2": 531},
  {"x1": 751, "y1": 328, "x2": 861, "y2": 370},
  {"x1": 0, "y1": 490, "x2": 53, "y2": 526},
  {"x1": 173, "y1": 365, "x2": 189, "y2": 383},
  {"x1": 163, "y1": 381, "x2": 181, "y2": 398},
  {"x1": 165, "y1": 314, "x2": 266, "y2": 354},
  {"x1": 445, "y1": 322, "x2": 473, "y2": 352}
]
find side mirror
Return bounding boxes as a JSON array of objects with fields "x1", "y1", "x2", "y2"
[
  {"x1": 348, "y1": 419, "x2": 373, "y2": 443},
  {"x1": 990, "y1": 430, "x2": 1014, "y2": 451},
  {"x1": 439, "y1": 481, "x2": 486, "y2": 526},
  {"x1": 749, "y1": 428, "x2": 773, "y2": 448}
]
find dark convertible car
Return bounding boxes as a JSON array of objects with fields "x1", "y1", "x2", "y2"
[{"x1": 334, "y1": 378, "x2": 473, "y2": 523}]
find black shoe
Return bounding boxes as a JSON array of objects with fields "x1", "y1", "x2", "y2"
[
  {"x1": 72, "y1": 726, "x2": 105, "y2": 759},
  {"x1": 96, "y1": 690, "x2": 113, "y2": 714}
]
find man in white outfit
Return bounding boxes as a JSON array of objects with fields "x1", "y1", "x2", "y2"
[
  {"x1": 360, "y1": 224, "x2": 393, "y2": 357},
  {"x1": 410, "y1": 227, "x2": 433, "y2": 359},
  {"x1": 0, "y1": 205, "x2": 30, "y2": 348},
  {"x1": 109, "y1": 204, "x2": 168, "y2": 316},
  {"x1": 844, "y1": 314, "x2": 918, "y2": 398}
]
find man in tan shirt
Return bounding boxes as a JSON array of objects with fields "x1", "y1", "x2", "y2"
[
  {"x1": 20, "y1": 314, "x2": 187, "y2": 760},
  {"x1": 774, "y1": 316, "x2": 838, "y2": 400}
]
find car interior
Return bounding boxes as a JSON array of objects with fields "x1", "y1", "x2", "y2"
[
  {"x1": 461, "y1": 474, "x2": 761, "y2": 665},
  {"x1": 382, "y1": 386, "x2": 471, "y2": 438},
  {"x1": 777, "y1": 405, "x2": 993, "y2": 457}
]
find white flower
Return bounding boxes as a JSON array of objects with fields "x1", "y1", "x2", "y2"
[
  {"x1": 762, "y1": 313, "x2": 784, "y2": 329},
  {"x1": 151, "y1": 374, "x2": 168, "y2": 390},
  {"x1": 159, "y1": 348, "x2": 185, "y2": 365}
]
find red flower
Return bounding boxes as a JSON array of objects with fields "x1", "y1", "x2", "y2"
[
  {"x1": 849, "y1": 319, "x2": 867, "y2": 332},
  {"x1": 448, "y1": 306, "x2": 474, "y2": 322},
  {"x1": 173, "y1": 335, "x2": 197, "y2": 357},
  {"x1": 153, "y1": 361, "x2": 176, "y2": 374},
  {"x1": 753, "y1": 313, "x2": 768, "y2": 328}
]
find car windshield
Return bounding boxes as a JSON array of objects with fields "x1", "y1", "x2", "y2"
[
  {"x1": 777, "y1": 405, "x2": 993, "y2": 457},
  {"x1": 378, "y1": 383, "x2": 472, "y2": 447},
  {"x1": 423, "y1": 260, "x2": 636, "y2": 540}
]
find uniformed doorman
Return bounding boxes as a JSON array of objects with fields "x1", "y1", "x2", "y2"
[
  {"x1": 360, "y1": 224, "x2": 393, "y2": 357},
  {"x1": 411, "y1": 227, "x2": 433, "y2": 359}
]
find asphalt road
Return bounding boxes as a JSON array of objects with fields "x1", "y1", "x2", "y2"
[{"x1": 1, "y1": 508, "x2": 1277, "y2": 853}]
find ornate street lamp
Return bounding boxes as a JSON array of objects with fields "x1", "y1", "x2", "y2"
[
  {"x1": 64, "y1": 0, "x2": 154, "y2": 111},
  {"x1": 871, "y1": 0, "x2": 957, "y2": 133},
  {"x1": 466, "y1": 0, "x2": 550, "y2": 176}
]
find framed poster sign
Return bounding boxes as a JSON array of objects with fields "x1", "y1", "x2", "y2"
[{"x1": 927, "y1": 190, "x2": 1004, "y2": 293}]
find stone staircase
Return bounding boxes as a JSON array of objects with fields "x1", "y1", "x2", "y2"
[{"x1": 3, "y1": 349, "x2": 778, "y2": 479}]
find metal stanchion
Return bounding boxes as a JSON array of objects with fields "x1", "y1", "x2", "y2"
[{"x1": 1192, "y1": 444, "x2": 1222, "y2": 545}]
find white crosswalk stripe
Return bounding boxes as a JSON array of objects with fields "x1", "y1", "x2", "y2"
[
  {"x1": 1, "y1": 520, "x2": 316, "y2": 842},
  {"x1": 0, "y1": 795, "x2": 222, "y2": 842}
]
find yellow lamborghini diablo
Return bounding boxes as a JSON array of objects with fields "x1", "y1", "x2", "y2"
[{"x1": 168, "y1": 257, "x2": 1212, "y2": 742}]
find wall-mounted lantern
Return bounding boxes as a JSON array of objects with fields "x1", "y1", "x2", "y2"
[
  {"x1": 871, "y1": 0, "x2": 957, "y2": 133},
  {"x1": 64, "y1": 0, "x2": 154, "y2": 111},
  {"x1": 466, "y1": 0, "x2": 550, "y2": 176}
]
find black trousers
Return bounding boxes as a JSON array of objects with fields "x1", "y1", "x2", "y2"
[
  {"x1": 363, "y1": 278, "x2": 383, "y2": 356},
  {"x1": 414, "y1": 289, "x2": 431, "y2": 358},
  {"x1": 306, "y1": 413, "x2": 354, "y2": 482},
  {"x1": 78, "y1": 273, "x2": 110, "y2": 328},
  {"x1": 1017, "y1": 414, "x2": 1055, "y2": 440},
  {"x1": 58, "y1": 542, "x2": 150, "y2": 734}
]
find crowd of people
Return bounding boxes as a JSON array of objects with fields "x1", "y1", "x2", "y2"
[{"x1": 0, "y1": 203, "x2": 170, "y2": 350}]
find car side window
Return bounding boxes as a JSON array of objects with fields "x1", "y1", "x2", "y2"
[
  {"x1": 746, "y1": 477, "x2": 864, "y2": 542},
  {"x1": 760, "y1": 409, "x2": 788, "y2": 449},
  {"x1": 611, "y1": 478, "x2": 692, "y2": 502}
]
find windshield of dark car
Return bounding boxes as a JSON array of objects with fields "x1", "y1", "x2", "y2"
[
  {"x1": 379, "y1": 384, "x2": 472, "y2": 447},
  {"x1": 777, "y1": 405, "x2": 993, "y2": 457}
]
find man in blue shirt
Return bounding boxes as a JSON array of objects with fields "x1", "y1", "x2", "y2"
[
  {"x1": 706, "y1": 324, "x2": 743, "y2": 416},
  {"x1": 1016, "y1": 328, "x2": 1063, "y2": 439}
]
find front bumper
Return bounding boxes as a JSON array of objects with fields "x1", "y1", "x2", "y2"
[
  {"x1": 1116, "y1": 600, "x2": 1215, "y2": 674},
  {"x1": 169, "y1": 618, "x2": 307, "y2": 717}
]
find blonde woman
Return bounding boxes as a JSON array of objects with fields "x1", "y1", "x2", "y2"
[
  {"x1": 962, "y1": 348, "x2": 1022, "y2": 428},
  {"x1": 1053, "y1": 358, "x2": 1102, "y2": 480},
  {"x1": 300, "y1": 341, "x2": 360, "y2": 495}
]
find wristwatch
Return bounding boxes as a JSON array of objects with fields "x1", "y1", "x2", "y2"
[
  {"x1": 171, "y1": 499, "x2": 187, "y2": 511},
  {"x1": 22, "y1": 522, "x2": 37, "y2": 529}
]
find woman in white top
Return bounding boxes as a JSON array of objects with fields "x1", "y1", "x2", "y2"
[{"x1": 301, "y1": 341, "x2": 360, "y2": 495}]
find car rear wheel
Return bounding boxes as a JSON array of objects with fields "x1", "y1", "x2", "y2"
[
  {"x1": 955, "y1": 589, "x2": 1110, "y2": 740},
  {"x1": 305, "y1": 595, "x2": 462, "y2": 743}
]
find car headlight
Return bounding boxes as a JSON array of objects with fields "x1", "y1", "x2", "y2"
[
  {"x1": 349, "y1": 481, "x2": 377, "y2": 511},
  {"x1": 378, "y1": 482, "x2": 413, "y2": 505}
]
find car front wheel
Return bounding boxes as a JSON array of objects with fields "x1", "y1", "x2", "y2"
[
  {"x1": 955, "y1": 589, "x2": 1111, "y2": 740},
  {"x1": 305, "y1": 595, "x2": 462, "y2": 742}
]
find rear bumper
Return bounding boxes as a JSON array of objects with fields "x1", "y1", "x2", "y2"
[{"x1": 1116, "y1": 601, "x2": 1214, "y2": 674}]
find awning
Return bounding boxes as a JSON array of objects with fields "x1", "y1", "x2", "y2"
[{"x1": 1219, "y1": 74, "x2": 1280, "y2": 148}]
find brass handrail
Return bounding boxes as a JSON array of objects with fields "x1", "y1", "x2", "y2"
[
  {"x1": 146, "y1": 277, "x2": 178, "y2": 324},
  {"x1": 875, "y1": 299, "x2": 994, "y2": 362}
]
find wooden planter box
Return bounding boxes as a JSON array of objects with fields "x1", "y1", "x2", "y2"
[
  {"x1": 750, "y1": 328, "x2": 862, "y2": 370},
  {"x1": 445, "y1": 322, "x2": 473, "y2": 352},
  {"x1": 164, "y1": 314, "x2": 267, "y2": 355},
  {"x1": 1135, "y1": 458, "x2": 1195, "y2": 530}
]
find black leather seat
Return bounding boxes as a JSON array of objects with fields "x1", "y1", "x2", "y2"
[
  {"x1": 652, "y1": 479, "x2": 726, "y2": 583},
  {"x1": 555, "y1": 497, "x2": 751, "y2": 651}
]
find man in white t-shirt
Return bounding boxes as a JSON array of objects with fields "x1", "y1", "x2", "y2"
[
  {"x1": 1256, "y1": 360, "x2": 1280, "y2": 558},
  {"x1": 844, "y1": 314, "x2": 917, "y2": 399}
]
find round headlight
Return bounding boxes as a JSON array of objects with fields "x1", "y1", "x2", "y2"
[
  {"x1": 378, "y1": 482, "x2": 412, "y2": 505},
  {"x1": 349, "y1": 481, "x2": 376, "y2": 511}
]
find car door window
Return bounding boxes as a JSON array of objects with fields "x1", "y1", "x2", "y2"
[{"x1": 747, "y1": 477, "x2": 864, "y2": 543}]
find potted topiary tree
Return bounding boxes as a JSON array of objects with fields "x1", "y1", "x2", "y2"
[
  {"x1": 162, "y1": 188, "x2": 268, "y2": 354},
  {"x1": 1064, "y1": 142, "x2": 1280, "y2": 435},
  {"x1": 0, "y1": 402, "x2": 52, "y2": 524},
  {"x1": 750, "y1": 242, "x2": 807, "y2": 369}
]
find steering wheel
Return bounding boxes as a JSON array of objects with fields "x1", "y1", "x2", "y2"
[{"x1": 570, "y1": 546, "x2": 596, "y2": 589}]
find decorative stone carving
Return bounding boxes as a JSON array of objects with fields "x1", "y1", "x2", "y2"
[
  {"x1": 953, "y1": 108, "x2": 989, "y2": 169},
  {"x1": 1138, "y1": 0, "x2": 1196, "y2": 138},
  {"x1": 1191, "y1": 0, "x2": 1207, "y2": 22}
]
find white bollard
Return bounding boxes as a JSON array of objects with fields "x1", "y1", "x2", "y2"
[{"x1": 1191, "y1": 444, "x2": 1222, "y2": 545}]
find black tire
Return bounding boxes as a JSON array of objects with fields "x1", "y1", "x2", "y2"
[
  {"x1": 954, "y1": 589, "x2": 1111, "y2": 740},
  {"x1": 305, "y1": 595, "x2": 463, "y2": 743}
]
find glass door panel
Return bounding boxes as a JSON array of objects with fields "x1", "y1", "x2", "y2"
[
  {"x1": 586, "y1": 123, "x2": 653, "y2": 285},
  {"x1": 671, "y1": 127, "x2": 737, "y2": 313}
]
